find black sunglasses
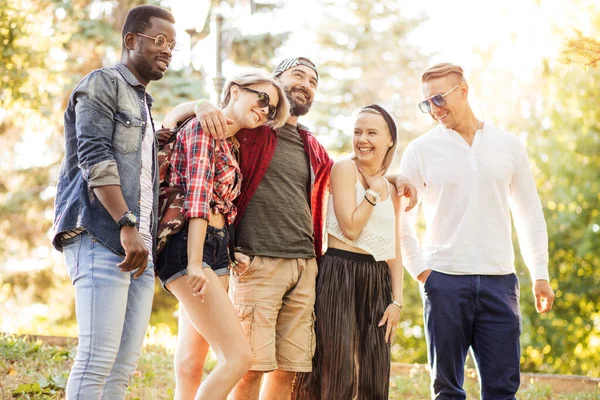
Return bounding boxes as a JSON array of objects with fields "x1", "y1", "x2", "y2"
[
  {"x1": 241, "y1": 87, "x2": 277, "y2": 120},
  {"x1": 418, "y1": 84, "x2": 459, "y2": 113}
]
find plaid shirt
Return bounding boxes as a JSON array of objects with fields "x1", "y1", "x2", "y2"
[
  {"x1": 234, "y1": 124, "x2": 333, "y2": 259},
  {"x1": 168, "y1": 119, "x2": 241, "y2": 224}
]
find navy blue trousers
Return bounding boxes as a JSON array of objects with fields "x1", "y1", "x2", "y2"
[{"x1": 421, "y1": 272, "x2": 522, "y2": 400}]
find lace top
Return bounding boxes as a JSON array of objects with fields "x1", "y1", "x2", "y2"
[{"x1": 325, "y1": 176, "x2": 396, "y2": 262}]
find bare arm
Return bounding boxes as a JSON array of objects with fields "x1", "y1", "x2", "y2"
[
  {"x1": 162, "y1": 100, "x2": 232, "y2": 139},
  {"x1": 388, "y1": 187, "x2": 405, "y2": 304},
  {"x1": 161, "y1": 100, "x2": 195, "y2": 129},
  {"x1": 331, "y1": 160, "x2": 386, "y2": 241},
  {"x1": 379, "y1": 184, "x2": 404, "y2": 343},
  {"x1": 93, "y1": 186, "x2": 149, "y2": 278},
  {"x1": 383, "y1": 173, "x2": 418, "y2": 211},
  {"x1": 186, "y1": 217, "x2": 209, "y2": 301}
]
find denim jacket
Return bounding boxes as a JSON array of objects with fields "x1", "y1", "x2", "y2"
[{"x1": 53, "y1": 63, "x2": 159, "y2": 257}]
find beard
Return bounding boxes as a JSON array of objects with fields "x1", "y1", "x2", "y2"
[
  {"x1": 135, "y1": 53, "x2": 164, "y2": 82},
  {"x1": 284, "y1": 85, "x2": 313, "y2": 117}
]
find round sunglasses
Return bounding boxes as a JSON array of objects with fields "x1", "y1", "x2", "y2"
[
  {"x1": 418, "y1": 84, "x2": 459, "y2": 113},
  {"x1": 136, "y1": 33, "x2": 179, "y2": 51},
  {"x1": 241, "y1": 87, "x2": 277, "y2": 120}
]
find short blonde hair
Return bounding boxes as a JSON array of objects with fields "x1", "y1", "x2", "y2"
[
  {"x1": 421, "y1": 63, "x2": 466, "y2": 84},
  {"x1": 221, "y1": 68, "x2": 290, "y2": 129}
]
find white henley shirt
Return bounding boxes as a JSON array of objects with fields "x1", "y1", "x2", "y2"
[{"x1": 399, "y1": 122, "x2": 549, "y2": 281}]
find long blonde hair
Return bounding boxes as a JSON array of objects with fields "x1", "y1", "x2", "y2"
[{"x1": 221, "y1": 68, "x2": 290, "y2": 129}]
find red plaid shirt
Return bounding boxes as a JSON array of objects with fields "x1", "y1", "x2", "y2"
[
  {"x1": 234, "y1": 124, "x2": 333, "y2": 259},
  {"x1": 167, "y1": 119, "x2": 241, "y2": 224}
]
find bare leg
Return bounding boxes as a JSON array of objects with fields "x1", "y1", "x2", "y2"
[
  {"x1": 174, "y1": 275, "x2": 231, "y2": 400},
  {"x1": 168, "y1": 270, "x2": 252, "y2": 400},
  {"x1": 261, "y1": 370, "x2": 295, "y2": 400},
  {"x1": 174, "y1": 307, "x2": 209, "y2": 400},
  {"x1": 230, "y1": 370, "x2": 264, "y2": 400}
]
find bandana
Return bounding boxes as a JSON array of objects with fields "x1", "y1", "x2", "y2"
[
  {"x1": 362, "y1": 104, "x2": 397, "y2": 144},
  {"x1": 272, "y1": 57, "x2": 319, "y2": 81}
]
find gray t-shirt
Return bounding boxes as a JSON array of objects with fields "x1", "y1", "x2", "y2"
[{"x1": 236, "y1": 123, "x2": 315, "y2": 258}]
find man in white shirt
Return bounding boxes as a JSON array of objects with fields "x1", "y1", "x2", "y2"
[{"x1": 399, "y1": 63, "x2": 555, "y2": 400}]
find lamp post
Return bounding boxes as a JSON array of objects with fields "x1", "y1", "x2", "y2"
[
  {"x1": 171, "y1": 0, "x2": 226, "y2": 103},
  {"x1": 212, "y1": 11, "x2": 225, "y2": 105}
]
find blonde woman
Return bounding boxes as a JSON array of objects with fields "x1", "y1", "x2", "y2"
[{"x1": 156, "y1": 69, "x2": 289, "y2": 400}]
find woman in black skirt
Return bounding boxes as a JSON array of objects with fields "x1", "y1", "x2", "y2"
[{"x1": 294, "y1": 104, "x2": 404, "y2": 400}]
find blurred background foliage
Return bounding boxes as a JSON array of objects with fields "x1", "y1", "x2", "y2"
[{"x1": 0, "y1": 0, "x2": 598, "y2": 378}]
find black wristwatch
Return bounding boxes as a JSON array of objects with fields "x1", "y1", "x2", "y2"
[{"x1": 118, "y1": 211, "x2": 137, "y2": 230}]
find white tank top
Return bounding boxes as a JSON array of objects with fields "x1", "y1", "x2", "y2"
[{"x1": 325, "y1": 169, "x2": 396, "y2": 261}]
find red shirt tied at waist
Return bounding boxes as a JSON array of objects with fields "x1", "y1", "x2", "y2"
[
  {"x1": 234, "y1": 124, "x2": 333, "y2": 259},
  {"x1": 167, "y1": 118, "x2": 241, "y2": 224}
]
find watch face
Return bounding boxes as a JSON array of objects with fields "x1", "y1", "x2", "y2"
[{"x1": 119, "y1": 212, "x2": 137, "y2": 227}]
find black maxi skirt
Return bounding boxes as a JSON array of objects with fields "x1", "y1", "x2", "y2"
[{"x1": 293, "y1": 247, "x2": 393, "y2": 400}]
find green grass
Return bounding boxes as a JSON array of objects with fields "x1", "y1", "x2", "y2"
[{"x1": 1, "y1": 334, "x2": 598, "y2": 399}]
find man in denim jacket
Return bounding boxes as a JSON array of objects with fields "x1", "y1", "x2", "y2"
[{"x1": 52, "y1": 5, "x2": 175, "y2": 399}]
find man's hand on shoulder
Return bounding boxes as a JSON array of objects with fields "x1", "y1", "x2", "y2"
[
  {"x1": 533, "y1": 279, "x2": 555, "y2": 313},
  {"x1": 194, "y1": 101, "x2": 233, "y2": 140},
  {"x1": 395, "y1": 175, "x2": 418, "y2": 212}
]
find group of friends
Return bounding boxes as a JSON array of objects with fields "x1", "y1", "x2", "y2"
[{"x1": 52, "y1": 5, "x2": 556, "y2": 400}]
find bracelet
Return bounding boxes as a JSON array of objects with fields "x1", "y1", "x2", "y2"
[
  {"x1": 391, "y1": 301, "x2": 403, "y2": 310},
  {"x1": 364, "y1": 194, "x2": 376, "y2": 206},
  {"x1": 193, "y1": 99, "x2": 209, "y2": 113},
  {"x1": 365, "y1": 188, "x2": 381, "y2": 202}
]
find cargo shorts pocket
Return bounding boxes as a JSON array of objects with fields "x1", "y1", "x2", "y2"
[{"x1": 235, "y1": 303, "x2": 256, "y2": 351}]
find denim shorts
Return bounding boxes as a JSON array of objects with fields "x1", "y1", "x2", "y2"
[{"x1": 156, "y1": 225, "x2": 230, "y2": 290}]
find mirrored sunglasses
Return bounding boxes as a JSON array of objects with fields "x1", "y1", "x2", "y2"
[{"x1": 418, "y1": 84, "x2": 460, "y2": 113}]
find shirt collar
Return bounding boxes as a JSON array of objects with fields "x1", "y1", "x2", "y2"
[{"x1": 114, "y1": 63, "x2": 154, "y2": 106}]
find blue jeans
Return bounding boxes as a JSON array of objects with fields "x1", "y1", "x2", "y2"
[
  {"x1": 62, "y1": 232, "x2": 155, "y2": 399},
  {"x1": 421, "y1": 272, "x2": 521, "y2": 400}
]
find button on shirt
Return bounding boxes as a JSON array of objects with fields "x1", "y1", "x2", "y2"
[{"x1": 399, "y1": 123, "x2": 549, "y2": 281}]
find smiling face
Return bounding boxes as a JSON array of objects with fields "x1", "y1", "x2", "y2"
[
  {"x1": 353, "y1": 111, "x2": 394, "y2": 169},
  {"x1": 125, "y1": 16, "x2": 175, "y2": 85},
  {"x1": 231, "y1": 82, "x2": 280, "y2": 129},
  {"x1": 278, "y1": 65, "x2": 318, "y2": 116},
  {"x1": 421, "y1": 75, "x2": 468, "y2": 130}
]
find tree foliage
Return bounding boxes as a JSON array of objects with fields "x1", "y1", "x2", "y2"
[
  {"x1": 514, "y1": 63, "x2": 600, "y2": 377},
  {"x1": 308, "y1": 0, "x2": 429, "y2": 154},
  {"x1": 0, "y1": 0, "x2": 68, "y2": 263},
  {"x1": 561, "y1": 30, "x2": 600, "y2": 68}
]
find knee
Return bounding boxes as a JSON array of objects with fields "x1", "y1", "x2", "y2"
[
  {"x1": 241, "y1": 370, "x2": 264, "y2": 385},
  {"x1": 72, "y1": 341, "x2": 119, "y2": 378},
  {"x1": 239, "y1": 344, "x2": 254, "y2": 372},
  {"x1": 273, "y1": 369, "x2": 296, "y2": 385},
  {"x1": 175, "y1": 351, "x2": 206, "y2": 380},
  {"x1": 227, "y1": 343, "x2": 253, "y2": 377}
]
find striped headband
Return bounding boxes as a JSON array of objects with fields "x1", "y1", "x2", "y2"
[
  {"x1": 272, "y1": 57, "x2": 319, "y2": 81},
  {"x1": 361, "y1": 104, "x2": 398, "y2": 144}
]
